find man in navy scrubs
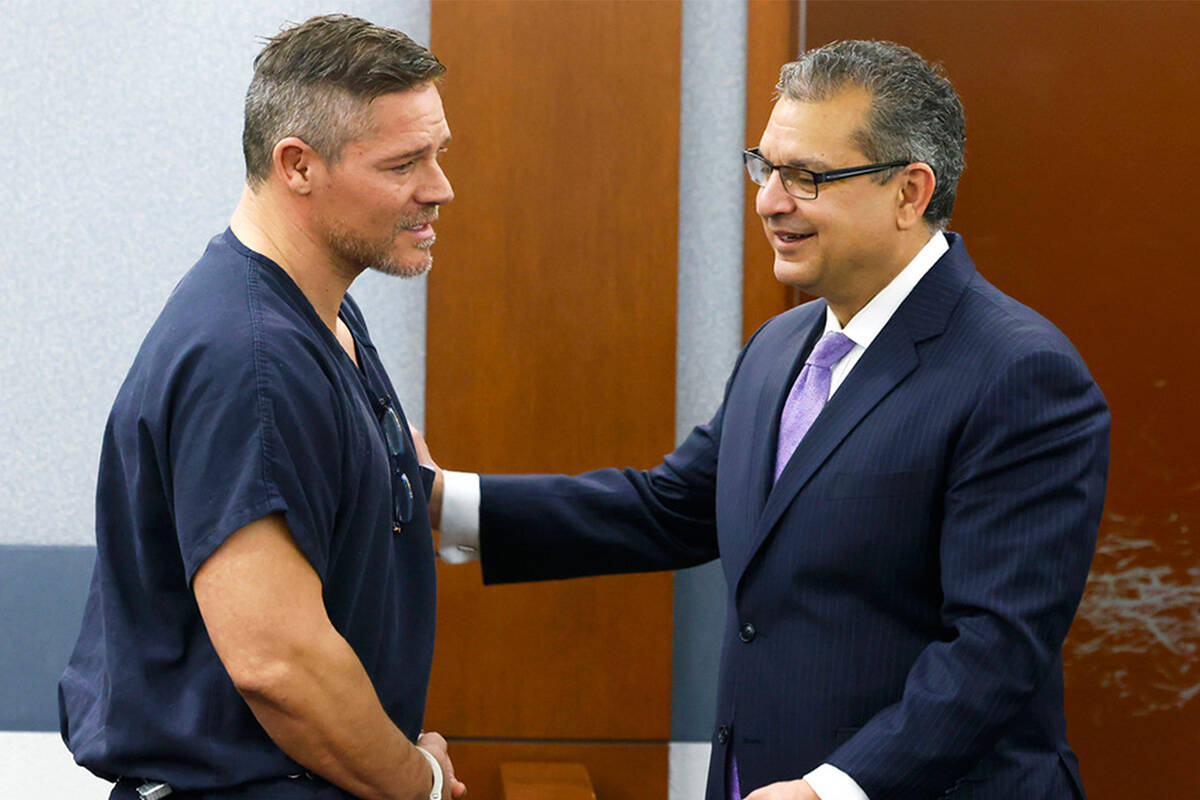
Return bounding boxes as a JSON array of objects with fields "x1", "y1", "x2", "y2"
[{"x1": 59, "y1": 15, "x2": 463, "y2": 800}]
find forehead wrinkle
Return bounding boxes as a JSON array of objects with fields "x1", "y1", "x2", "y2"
[
  {"x1": 788, "y1": 157, "x2": 832, "y2": 171},
  {"x1": 378, "y1": 144, "x2": 431, "y2": 163},
  {"x1": 757, "y1": 141, "x2": 832, "y2": 172},
  {"x1": 364, "y1": 114, "x2": 450, "y2": 157},
  {"x1": 372, "y1": 126, "x2": 451, "y2": 166},
  {"x1": 758, "y1": 130, "x2": 831, "y2": 173}
]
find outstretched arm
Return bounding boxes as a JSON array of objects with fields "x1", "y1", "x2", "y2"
[{"x1": 411, "y1": 399, "x2": 725, "y2": 578}]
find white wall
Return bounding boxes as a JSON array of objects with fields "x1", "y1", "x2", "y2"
[{"x1": 0, "y1": 0, "x2": 430, "y2": 550}]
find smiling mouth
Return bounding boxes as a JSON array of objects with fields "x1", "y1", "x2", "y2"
[
  {"x1": 774, "y1": 231, "x2": 814, "y2": 245},
  {"x1": 403, "y1": 219, "x2": 436, "y2": 235}
]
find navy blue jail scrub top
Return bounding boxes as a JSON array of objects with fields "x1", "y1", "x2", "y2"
[{"x1": 58, "y1": 229, "x2": 437, "y2": 793}]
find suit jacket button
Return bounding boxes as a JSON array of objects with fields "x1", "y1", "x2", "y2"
[
  {"x1": 717, "y1": 725, "x2": 730, "y2": 744},
  {"x1": 739, "y1": 622, "x2": 756, "y2": 642}
]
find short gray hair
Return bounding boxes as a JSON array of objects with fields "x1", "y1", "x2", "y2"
[
  {"x1": 243, "y1": 14, "x2": 446, "y2": 187},
  {"x1": 777, "y1": 40, "x2": 965, "y2": 230}
]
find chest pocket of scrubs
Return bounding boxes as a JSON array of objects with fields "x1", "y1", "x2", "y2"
[{"x1": 349, "y1": 391, "x2": 394, "y2": 524}]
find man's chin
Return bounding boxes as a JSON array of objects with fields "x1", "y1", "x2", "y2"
[
  {"x1": 772, "y1": 256, "x2": 816, "y2": 289},
  {"x1": 371, "y1": 253, "x2": 433, "y2": 279}
]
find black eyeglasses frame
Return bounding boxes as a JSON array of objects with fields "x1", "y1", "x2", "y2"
[{"x1": 743, "y1": 148, "x2": 910, "y2": 200}]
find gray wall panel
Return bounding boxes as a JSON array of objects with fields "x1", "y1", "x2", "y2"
[
  {"x1": 672, "y1": 0, "x2": 746, "y2": 741},
  {"x1": 0, "y1": 546, "x2": 95, "y2": 730}
]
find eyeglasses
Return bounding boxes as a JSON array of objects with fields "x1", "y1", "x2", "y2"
[
  {"x1": 743, "y1": 148, "x2": 909, "y2": 200},
  {"x1": 378, "y1": 399, "x2": 414, "y2": 534}
]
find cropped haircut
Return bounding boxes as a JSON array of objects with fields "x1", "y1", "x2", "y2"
[
  {"x1": 243, "y1": 14, "x2": 446, "y2": 187},
  {"x1": 777, "y1": 40, "x2": 966, "y2": 230}
]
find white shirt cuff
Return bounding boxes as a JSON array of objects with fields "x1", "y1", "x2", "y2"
[
  {"x1": 803, "y1": 764, "x2": 869, "y2": 800},
  {"x1": 438, "y1": 470, "x2": 481, "y2": 563}
]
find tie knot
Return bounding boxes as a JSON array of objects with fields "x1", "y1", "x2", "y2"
[{"x1": 806, "y1": 331, "x2": 855, "y2": 368}]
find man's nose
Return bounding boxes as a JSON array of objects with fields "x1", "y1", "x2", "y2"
[
  {"x1": 418, "y1": 161, "x2": 454, "y2": 206},
  {"x1": 755, "y1": 169, "x2": 795, "y2": 218}
]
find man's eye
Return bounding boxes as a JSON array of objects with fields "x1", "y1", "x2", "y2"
[
  {"x1": 782, "y1": 169, "x2": 815, "y2": 190},
  {"x1": 392, "y1": 161, "x2": 416, "y2": 173}
]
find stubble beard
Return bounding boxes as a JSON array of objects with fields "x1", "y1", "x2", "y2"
[{"x1": 326, "y1": 211, "x2": 437, "y2": 279}]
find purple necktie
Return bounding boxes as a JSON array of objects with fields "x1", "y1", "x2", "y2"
[{"x1": 775, "y1": 331, "x2": 855, "y2": 482}]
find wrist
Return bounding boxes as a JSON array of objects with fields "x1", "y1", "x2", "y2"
[
  {"x1": 414, "y1": 745, "x2": 443, "y2": 800},
  {"x1": 428, "y1": 468, "x2": 444, "y2": 529}
]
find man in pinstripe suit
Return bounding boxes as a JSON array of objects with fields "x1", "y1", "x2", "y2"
[{"x1": 424, "y1": 40, "x2": 1109, "y2": 800}]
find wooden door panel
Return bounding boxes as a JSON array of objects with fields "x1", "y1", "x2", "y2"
[{"x1": 426, "y1": 0, "x2": 681, "y2": 746}]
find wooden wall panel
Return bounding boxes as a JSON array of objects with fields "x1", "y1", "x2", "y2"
[
  {"x1": 425, "y1": 1, "x2": 679, "y2": 794},
  {"x1": 743, "y1": 0, "x2": 801, "y2": 341},
  {"x1": 806, "y1": 2, "x2": 1200, "y2": 797}
]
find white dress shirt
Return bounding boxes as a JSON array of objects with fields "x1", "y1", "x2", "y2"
[{"x1": 436, "y1": 231, "x2": 950, "y2": 800}]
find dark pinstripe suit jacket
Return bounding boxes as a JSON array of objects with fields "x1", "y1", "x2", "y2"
[{"x1": 479, "y1": 234, "x2": 1110, "y2": 799}]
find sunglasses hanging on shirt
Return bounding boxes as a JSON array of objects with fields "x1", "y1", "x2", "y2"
[{"x1": 378, "y1": 399, "x2": 415, "y2": 533}]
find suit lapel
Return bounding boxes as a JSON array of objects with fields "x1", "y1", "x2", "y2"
[{"x1": 737, "y1": 234, "x2": 976, "y2": 585}]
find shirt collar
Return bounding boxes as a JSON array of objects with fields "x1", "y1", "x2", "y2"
[{"x1": 823, "y1": 231, "x2": 949, "y2": 347}]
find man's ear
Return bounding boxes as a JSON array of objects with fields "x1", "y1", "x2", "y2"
[
  {"x1": 895, "y1": 162, "x2": 936, "y2": 230},
  {"x1": 272, "y1": 137, "x2": 322, "y2": 196}
]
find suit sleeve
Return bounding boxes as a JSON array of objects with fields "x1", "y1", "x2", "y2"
[
  {"x1": 827, "y1": 346, "x2": 1110, "y2": 798},
  {"x1": 479, "y1": 405, "x2": 722, "y2": 583}
]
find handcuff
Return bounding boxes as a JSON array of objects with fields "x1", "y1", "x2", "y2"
[{"x1": 414, "y1": 745, "x2": 444, "y2": 800}]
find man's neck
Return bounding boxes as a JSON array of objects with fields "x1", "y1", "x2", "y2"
[{"x1": 229, "y1": 185, "x2": 357, "y2": 332}]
